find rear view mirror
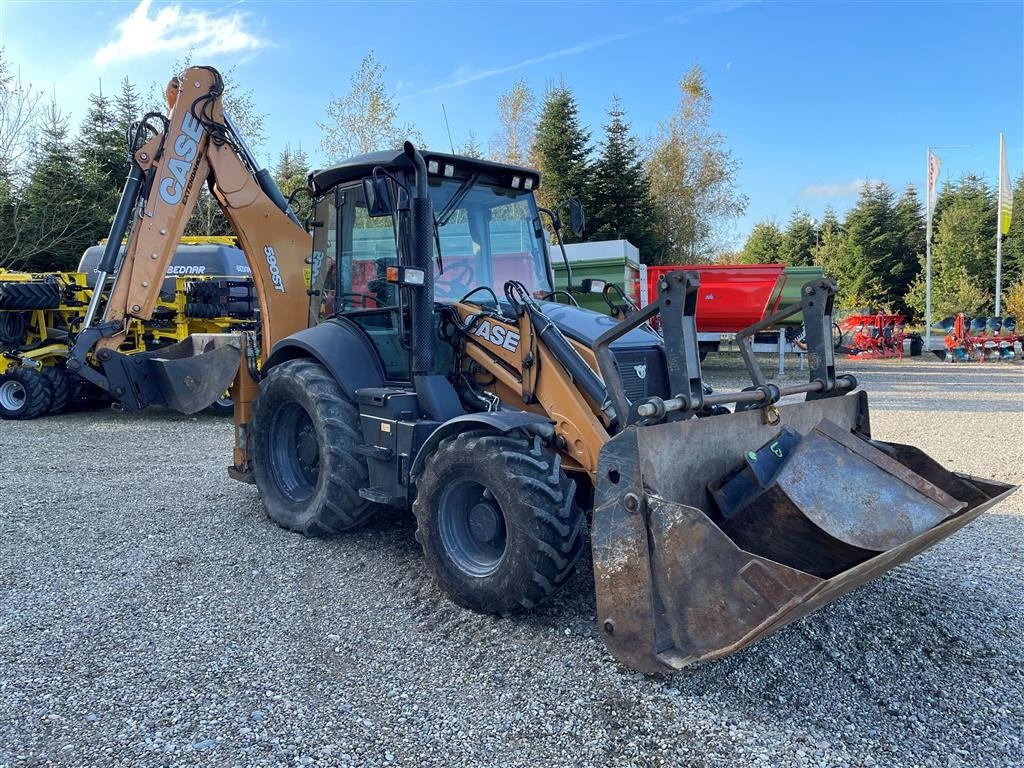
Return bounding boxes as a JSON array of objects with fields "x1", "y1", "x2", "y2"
[
  {"x1": 363, "y1": 176, "x2": 393, "y2": 217},
  {"x1": 568, "y1": 198, "x2": 585, "y2": 238}
]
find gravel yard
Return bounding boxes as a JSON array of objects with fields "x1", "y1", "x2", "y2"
[{"x1": 1, "y1": 355, "x2": 1021, "y2": 768}]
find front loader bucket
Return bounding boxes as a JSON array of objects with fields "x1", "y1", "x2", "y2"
[
  {"x1": 134, "y1": 333, "x2": 242, "y2": 414},
  {"x1": 592, "y1": 392, "x2": 1015, "y2": 674}
]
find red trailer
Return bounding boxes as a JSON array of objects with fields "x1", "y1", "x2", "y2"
[{"x1": 646, "y1": 263, "x2": 788, "y2": 332}]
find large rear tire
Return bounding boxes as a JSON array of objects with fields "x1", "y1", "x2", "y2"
[
  {"x1": 251, "y1": 358, "x2": 378, "y2": 535},
  {"x1": 40, "y1": 365, "x2": 72, "y2": 414},
  {"x1": 0, "y1": 368, "x2": 52, "y2": 420},
  {"x1": 413, "y1": 431, "x2": 585, "y2": 615}
]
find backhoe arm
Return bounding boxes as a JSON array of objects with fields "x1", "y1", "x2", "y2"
[{"x1": 68, "y1": 66, "x2": 311, "y2": 417}]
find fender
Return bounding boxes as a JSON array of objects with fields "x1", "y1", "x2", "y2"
[
  {"x1": 409, "y1": 410, "x2": 555, "y2": 478},
  {"x1": 263, "y1": 317, "x2": 385, "y2": 398}
]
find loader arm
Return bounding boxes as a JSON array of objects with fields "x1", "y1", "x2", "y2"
[{"x1": 67, "y1": 66, "x2": 311, "y2": 472}]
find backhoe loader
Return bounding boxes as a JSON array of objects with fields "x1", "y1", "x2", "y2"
[{"x1": 70, "y1": 66, "x2": 1015, "y2": 673}]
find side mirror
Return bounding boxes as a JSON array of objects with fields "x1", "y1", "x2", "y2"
[
  {"x1": 362, "y1": 176, "x2": 393, "y2": 217},
  {"x1": 568, "y1": 198, "x2": 585, "y2": 238},
  {"x1": 580, "y1": 278, "x2": 607, "y2": 295}
]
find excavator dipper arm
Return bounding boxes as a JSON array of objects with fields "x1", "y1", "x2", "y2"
[{"x1": 66, "y1": 66, "x2": 311, "y2": 472}]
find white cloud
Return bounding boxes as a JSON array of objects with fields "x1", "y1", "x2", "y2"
[
  {"x1": 666, "y1": 0, "x2": 757, "y2": 24},
  {"x1": 419, "y1": 32, "x2": 634, "y2": 94},
  {"x1": 800, "y1": 179, "x2": 874, "y2": 198},
  {"x1": 93, "y1": 0, "x2": 267, "y2": 66}
]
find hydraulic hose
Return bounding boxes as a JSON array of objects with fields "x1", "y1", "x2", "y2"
[{"x1": 83, "y1": 162, "x2": 144, "y2": 329}]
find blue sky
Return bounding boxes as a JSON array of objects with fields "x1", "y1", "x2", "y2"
[{"x1": 1, "y1": 0, "x2": 1022, "y2": 248}]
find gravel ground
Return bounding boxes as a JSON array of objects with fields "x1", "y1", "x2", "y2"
[{"x1": 1, "y1": 355, "x2": 1021, "y2": 768}]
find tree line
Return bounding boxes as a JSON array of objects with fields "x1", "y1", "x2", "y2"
[
  {"x1": 2, "y1": 48, "x2": 749, "y2": 274},
  {"x1": 0, "y1": 52, "x2": 306, "y2": 273},
  {"x1": 4, "y1": 47, "x2": 1018, "y2": 321},
  {"x1": 737, "y1": 174, "x2": 1024, "y2": 319},
  {"x1": 319, "y1": 52, "x2": 748, "y2": 266}
]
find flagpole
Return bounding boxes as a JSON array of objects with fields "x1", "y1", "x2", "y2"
[
  {"x1": 926, "y1": 146, "x2": 933, "y2": 352},
  {"x1": 996, "y1": 133, "x2": 1004, "y2": 316},
  {"x1": 923, "y1": 144, "x2": 967, "y2": 353}
]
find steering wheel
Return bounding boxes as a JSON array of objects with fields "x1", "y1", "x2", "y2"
[
  {"x1": 338, "y1": 292, "x2": 380, "y2": 309},
  {"x1": 436, "y1": 263, "x2": 477, "y2": 299}
]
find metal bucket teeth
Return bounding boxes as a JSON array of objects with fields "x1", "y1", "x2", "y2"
[{"x1": 592, "y1": 392, "x2": 1016, "y2": 674}]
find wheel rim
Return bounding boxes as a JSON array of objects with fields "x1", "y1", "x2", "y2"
[
  {"x1": 0, "y1": 380, "x2": 26, "y2": 412},
  {"x1": 267, "y1": 401, "x2": 319, "y2": 501},
  {"x1": 215, "y1": 396, "x2": 233, "y2": 408},
  {"x1": 437, "y1": 479, "x2": 507, "y2": 577}
]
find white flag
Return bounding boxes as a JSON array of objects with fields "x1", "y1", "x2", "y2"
[
  {"x1": 927, "y1": 150, "x2": 942, "y2": 218},
  {"x1": 999, "y1": 133, "x2": 1013, "y2": 236}
]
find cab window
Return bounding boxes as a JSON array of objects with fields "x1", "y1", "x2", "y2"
[{"x1": 338, "y1": 183, "x2": 400, "y2": 310}]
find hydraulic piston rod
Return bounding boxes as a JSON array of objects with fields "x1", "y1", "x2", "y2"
[{"x1": 637, "y1": 374, "x2": 858, "y2": 419}]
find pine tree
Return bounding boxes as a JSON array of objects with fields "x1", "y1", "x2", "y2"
[
  {"x1": 77, "y1": 85, "x2": 129, "y2": 245},
  {"x1": 531, "y1": 83, "x2": 591, "y2": 243},
  {"x1": 1000, "y1": 173, "x2": 1024, "y2": 287},
  {"x1": 905, "y1": 174, "x2": 996, "y2": 317},
  {"x1": 588, "y1": 96, "x2": 664, "y2": 261},
  {"x1": 890, "y1": 184, "x2": 925, "y2": 315},
  {"x1": 840, "y1": 182, "x2": 899, "y2": 309},
  {"x1": 781, "y1": 209, "x2": 816, "y2": 266},
  {"x1": 16, "y1": 102, "x2": 96, "y2": 270},
  {"x1": 814, "y1": 213, "x2": 851, "y2": 291},
  {"x1": 114, "y1": 77, "x2": 142, "y2": 138},
  {"x1": 739, "y1": 221, "x2": 783, "y2": 264},
  {"x1": 273, "y1": 144, "x2": 310, "y2": 199},
  {"x1": 459, "y1": 130, "x2": 483, "y2": 159}
]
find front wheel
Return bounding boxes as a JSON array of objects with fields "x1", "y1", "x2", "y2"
[
  {"x1": 251, "y1": 358, "x2": 378, "y2": 535},
  {"x1": 0, "y1": 368, "x2": 51, "y2": 420},
  {"x1": 413, "y1": 431, "x2": 585, "y2": 615}
]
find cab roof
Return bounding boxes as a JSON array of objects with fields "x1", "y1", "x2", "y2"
[{"x1": 307, "y1": 149, "x2": 541, "y2": 197}]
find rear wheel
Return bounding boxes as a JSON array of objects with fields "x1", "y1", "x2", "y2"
[
  {"x1": 251, "y1": 358, "x2": 378, "y2": 535},
  {"x1": 413, "y1": 431, "x2": 585, "y2": 615},
  {"x1": 210, "y1": 394, "x2": 234, "y2": 416},
  {"x1": 40, "y1": 365, "x2": 72, "y2": 414},
  {"x1": 0, "y1": 368, "x2": 52, "y2": 420}
]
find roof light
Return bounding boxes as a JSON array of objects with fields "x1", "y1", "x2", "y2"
[
  {"x1": 427, "y1": 160, "x2": 440, "y2": 174},
  {"x1": 443, "y1": 163, "x2": 455, "y2": 177},
  {"x1": 511, "y1": 176, "x2": 521, "y2": 189},
  {"x1": 524, "y1": 177, "x2": 534, "y2": 190}
]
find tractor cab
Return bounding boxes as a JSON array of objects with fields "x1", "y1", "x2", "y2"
[{"x1": 308, "y1": 150, "x2": 550, "y2": 322}]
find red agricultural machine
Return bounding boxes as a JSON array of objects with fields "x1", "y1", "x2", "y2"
[
  {"x1": 835, "y1": 313, "x2": 923, "y2": 359},
  {"x1": 933, "y1": 314, "x2": 1020, "y2": 362},
  {"x1": 642, "y1": 263, "x2": 823, "y2": 360}
]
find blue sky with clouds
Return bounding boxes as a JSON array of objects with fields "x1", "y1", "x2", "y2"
[{"x1": 1, "y1": 0, "x2": 1022, "y2": 247}]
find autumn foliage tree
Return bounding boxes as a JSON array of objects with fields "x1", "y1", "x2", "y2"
[
  {"x1": 647, "y1": 64, "x2": 747, "y2": 264},
  {"x1": 319, "y1": 51, "x2": 420, "y2": 160}
]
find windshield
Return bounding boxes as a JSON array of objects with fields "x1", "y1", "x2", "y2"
[{"x1": 427, "y1": 179, "x2": 552, "y2": 302}]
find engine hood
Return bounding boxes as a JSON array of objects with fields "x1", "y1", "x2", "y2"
[{"x1": 539, "y1": 301, "x2": 660, "y2": 349}]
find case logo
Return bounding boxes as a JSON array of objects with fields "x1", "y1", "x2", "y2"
[
  {"x1": 158, "y1": 113, "x2": 204, "y2": 205},
  {"x1": 473, "y1": 320, "x2": 520, "y2": 352}
]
